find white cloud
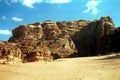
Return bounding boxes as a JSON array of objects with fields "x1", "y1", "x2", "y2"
[
  {"x1": 21, "y1": 0, "x2": 71, "y2": 8},
  {"x1": 21, "y1": 0, "x2": 43, "y2": 8},
  {"x1": 11, "y1": 17, "x2": 23, "y2": 22},
  {"x1": 46, "y1": 0, "x2": 71, "y2": 4},
  {"x1": 2, "y1": 16, "x2": 7, "y2": 20},
  {"x1": 0, "y1": 29, "x2": 11, "y2": 35},
  {"x1": 83, "y1": 0, "x2": 102, "y2": 15},
  {"x1": 1, "y1": 0, "x2": 72, "y2": 8}
]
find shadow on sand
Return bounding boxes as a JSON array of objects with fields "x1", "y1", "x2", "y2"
[{"x1": 97, "y1": 53, "x2": 120, "y2": 60}]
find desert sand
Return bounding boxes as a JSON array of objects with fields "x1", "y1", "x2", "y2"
[{"x1": 0, "y1": 54, "x2": 120, "y2": 80}]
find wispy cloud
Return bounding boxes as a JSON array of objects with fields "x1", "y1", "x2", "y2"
[
  {"x1": 0, "y1": 29, "x2": 11, "y2": 35},
  {"x1": 83, "y1": 0, "x2": 102, "y2": 15},
  {"x1": 21, "y1": 0, "x2": 43, "y2": 8},
  {"x1": 46, "y1": 0, "x2": 71, "y2": 4},
  {"x1": 22, "y1": 0, "x2": 71, "y2": 8},
  {"x1": 11, "y1": 17, "x2": 23, "y2": 22},
  {"x1": 2, "y1": 16, "x2": 7, "y2": 20},
  {"x1": 10, "y1": 0, "x2": 18, "y2": 3},
  {"x1": 1, "y1": 0, "x2": 72, "y2": 8},
  {"x1": 3, "y1": 0, "x2": 18, "y2": 6}
]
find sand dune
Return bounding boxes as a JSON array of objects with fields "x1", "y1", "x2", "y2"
[{"x1": 0, "y1": 54, "x2": 120, "y2": 80}]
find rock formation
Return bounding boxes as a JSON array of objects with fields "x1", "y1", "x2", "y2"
[
  {"x1": 72, "y1": 16, "x2": 115, "y2": 56},
  {"x1": 6, "y1": 21, "x2": 77, "y2": 63},
  {"x1": 0, "y1": 41, "x2": 22, "y2": 64},
  {"x1": 9, "y1": 22, "x2": 43, "y2": 42},
  {"x1": 0, "y1": 16, "x2": 120, "y2": 64}
]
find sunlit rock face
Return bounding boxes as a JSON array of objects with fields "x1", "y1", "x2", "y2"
[
  {"x1": 6, "y1": 21, "x2": 78, "y2": 63},
  {"x1": 9, "y1": 22, "x2": 43, "y2": 42}
]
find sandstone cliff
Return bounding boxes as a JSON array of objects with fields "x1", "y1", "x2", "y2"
[
  {"x1": 0, "y1": 16, "x2": 119, "y2": 64},
  {"x1": 72, "y1": 16, "x2": 115, "y2": 56}
]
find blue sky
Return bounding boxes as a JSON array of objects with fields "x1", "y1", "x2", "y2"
[{"x1": 0, "y1": 0, "x2": 120, "y2": 40}]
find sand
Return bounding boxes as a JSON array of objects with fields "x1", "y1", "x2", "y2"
[{"x1": 0, "y1": 54, "x2": 120, "y2": 80}]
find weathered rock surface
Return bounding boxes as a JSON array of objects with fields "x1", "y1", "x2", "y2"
[
  {"x1": 0, "y1": 41, "x2": 22, "y2": 64},
  {"x1": 6, "y1": 20, "x2": 78, "y2": 63},
  {"x1": 0, "y1": 16, "x2": 120, "y2": 64},
  {"x1": 72, "y1": 16, "x2": 115, "y2": 56},
  {"x1": 9, "y1": 22, "x2": 43, "y2": 42}
]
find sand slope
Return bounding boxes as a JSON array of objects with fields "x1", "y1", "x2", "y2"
[{"x1": 0, "y1": 54, "x2": 120, "y2": 80}]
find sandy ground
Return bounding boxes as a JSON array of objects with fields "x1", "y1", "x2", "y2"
[{"x1": 0, "y1": 54, "x2": 120, "y2": 80}]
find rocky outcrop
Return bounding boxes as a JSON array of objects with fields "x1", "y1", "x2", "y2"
[
  {"x1": 9, "y1": 22, "x2": 43, "y2": 42},
  {"x1": 42, "y1": 20, "x2": 61, "y2": 40},
  {"x1": 95, "y1": 16, "x2": 115, "y2": 54},
  {"x1": 6, "y1": 21, "x2": 77, "y2": 63},
  {"x1": 72, "y1": 16, "x2": 115, "y2": 56},
  {"x1": 0, "y1": 16, "x2": 120, "y2": 64},
  {"x1": 0, "y1": 41, "x2": 22, "y2": 64}
]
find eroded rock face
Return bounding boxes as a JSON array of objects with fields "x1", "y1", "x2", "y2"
[
  {"x1": 95, "y1": 16, "x2": 115, "y2": 54},
  {"x1": 0, "y1": 16, "x2": 119, "y2": 64},
  {"x1": 4, "y1": 21, "x2": 77, "y2": 63},
  {"x1": 16, "y1": 40, "x2": 53, "y2": 62},
  {"x1": 72, "y1": 16, "x2": 115, "y2": 56},
  {"x1": 9, "y1": 22, "x2": 43, "y2": 42},
  {"x1": 42, "y1": 20, "x2": 61, "y2": 40},
  {"x1": 0, "y1": 41, "x2": 22, "y2": 64}
]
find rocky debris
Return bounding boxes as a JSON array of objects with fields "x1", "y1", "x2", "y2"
[{"x1": 0, "y1": 16, "x2": 120, "y2": 64}]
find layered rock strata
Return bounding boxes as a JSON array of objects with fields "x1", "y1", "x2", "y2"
[{"x1": 0, "y1": 16, "x2": 119, "y2": 64}]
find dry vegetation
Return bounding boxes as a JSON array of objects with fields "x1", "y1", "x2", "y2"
[{"x1": 0, "y1": 54, "x2": 120, "y2": 80}]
